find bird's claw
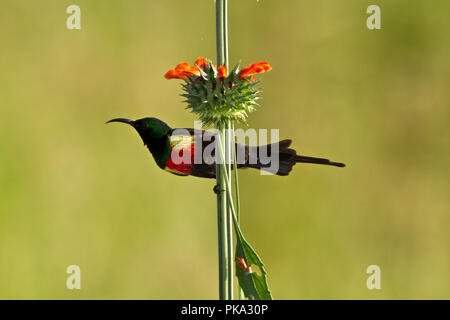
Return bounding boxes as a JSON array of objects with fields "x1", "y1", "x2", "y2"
[{"x1": 213, "y1": 185, "x2": 225, "y2": 194}]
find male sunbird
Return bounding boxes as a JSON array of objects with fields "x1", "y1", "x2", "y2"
[{"x1": 107, "y1": 117, "x2": 345, "y2": 178}]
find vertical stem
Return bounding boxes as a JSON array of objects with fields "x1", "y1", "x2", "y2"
[
  {"x1": 231, "y1": 122, "x2": 240, "y2": 222},
  {"x1": 216, "y1": 0, "x2": 228, "y2": 68},
  {"x1": 231, "y1": 122, "x2": 243, "y2": 300},
  {"x1": 216, "y1": 0, "x2": 232, "y2": 300},
  {"x1": 225, "y1": 119, "x2": 233, "y2": 299},
  {"x1": 216, "y1": 126, "x2": 228, "y2": 300},
  {"x1": 223, "y1": 0, "x2": 229, "y2": 69}
]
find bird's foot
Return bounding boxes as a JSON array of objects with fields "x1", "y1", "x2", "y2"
[{"x1": 213, "y1": 185, "x2": 225, "y2": 194}]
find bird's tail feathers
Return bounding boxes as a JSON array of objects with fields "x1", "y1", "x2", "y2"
[{"x1": 249, "y1": 139, "x2": 345, "y2": 176}]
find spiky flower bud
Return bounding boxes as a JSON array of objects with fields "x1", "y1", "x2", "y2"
[{"x1": 165, "y1": 57, "x2": 271, "y2": 127}]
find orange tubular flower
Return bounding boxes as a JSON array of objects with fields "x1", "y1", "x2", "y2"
[
  {"x1": 238, "y1": 61, "x2": 272, "y2": 80},
  {"x1": 164, "y1": 62, "x2": 200, "y2": 80},
  {"x1": 195, "y1": 57, "x2": 209, "y2": 70},
  {"x1": 195, "y1": 57, "x2": 217, "y2": 72},
  {"x1": 218, "y1": 65, "x2": 228, "y2": 79}
]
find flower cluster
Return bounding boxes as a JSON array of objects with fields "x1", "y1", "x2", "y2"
[{"x1": 164, "y1": 57, "x2": 271, "y2": 126}]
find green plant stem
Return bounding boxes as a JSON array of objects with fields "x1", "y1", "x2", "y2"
[
  {"x1": 216, "y1": 0, "x2": 231, "y2": 300},
  {"x1": 231, "y1": 122, "x2": 243, "y2": 300},
  {"x1": 231, "y1": 123, "x2": 240, "y2": 222},
  {"x1": 216, "y1": 137, "x2": 242, "y2": 239},
  {"x1": 216, "y1": 126, "x2": 228, "y2": 300},
  {"x1": 225, "y1": 119, "x2": 233, "y2": 299}
]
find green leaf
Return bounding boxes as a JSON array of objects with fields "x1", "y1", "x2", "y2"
[{"x1": 234, "y1": 229, "x2": 273, "y2": 300}]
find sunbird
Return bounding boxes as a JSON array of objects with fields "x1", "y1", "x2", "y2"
[{"x1": 107, "y1": 117, "x2": 345, "y2": 179}]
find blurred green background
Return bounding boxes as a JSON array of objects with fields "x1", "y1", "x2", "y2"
[{"x1": 1, "y1": 0, "x2": 449, "y2": 299}]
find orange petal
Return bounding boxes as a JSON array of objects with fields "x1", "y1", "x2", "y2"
[
  {"x1": 238, "y1": 61, "x2": 272, "y2": 80},
  {"x1": 175, "y1": 62, "x2": 189, "y2": 68},
  {"x1": 165, "y1": 62, "x2": 200, "y2": 80},
  {"x1": 195, "y1": 57, "x2": 208, "y2": 70},
  {"x1": 218, "y1": 65, "x2": 228, "y2": 78},
  {"x1": 181, "y1": 62, "x2": 201, "y2": 77},
  {"x1": 185, "y1": 66, "x2": 201, "y2": 77},
  {"x1": 238, "y1": 66, "x2": 252, "y2": 79},
  {"x1": 164, "y1": 69, "x2": 181, "y2": 79}
]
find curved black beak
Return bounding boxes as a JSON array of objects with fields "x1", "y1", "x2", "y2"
[{"x1": 106, "y1": 118, "x2": 135, "y2": 126}]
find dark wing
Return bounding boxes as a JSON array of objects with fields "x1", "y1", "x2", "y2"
[{"x1": 171, "y1": 128, "x2": 250, "y2": 179}]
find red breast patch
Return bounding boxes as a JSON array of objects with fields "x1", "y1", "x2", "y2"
[{"x1": 164, "y1": 143, "x2": 195, "y2": 175}]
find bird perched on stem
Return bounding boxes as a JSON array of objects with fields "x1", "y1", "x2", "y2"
[{"x1": 107, "y1": 117, "x2": 345, "y2": 179}]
